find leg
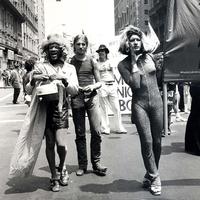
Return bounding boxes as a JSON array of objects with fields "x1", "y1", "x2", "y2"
[
  {"x1": 149, "y1": 106, "x2": 163, "y2": 168},
  {"x1": 108, "y1": 86, "x2": 127, "y2": 133},
  {"x1": 72, "y1": 107, "x2": 88, "y2": 171},
  {"x1": 86, "y1": 95, "x2": 107, "y2": 175},
  {"x1": 99, "y1": 95, "x2": 110, "y2": 134},
  {"x1": 132, "y1": 103, "x2": 159, "y2": 179},
  {"x1": 56, "y1": 128, "x2": 69, "y2": 186},
  {"x1": 13, "y1": 88, "x2": 20, "y2": 103},
  {"x1": 45, "y1": 128, "x2": 60, "y2": 192},
  {"x1": 45, "y1": 128, "x2": 57, "y2": 178}
]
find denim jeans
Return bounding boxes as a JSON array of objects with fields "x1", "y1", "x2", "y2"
[{"x1": 72, "y1": 94, "x2": 102, "y2": 169}]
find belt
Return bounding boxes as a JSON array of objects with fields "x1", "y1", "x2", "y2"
[{"x1": 104, "y1": 81, "x2": 114, "y2": 85}]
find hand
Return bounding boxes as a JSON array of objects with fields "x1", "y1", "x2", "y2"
[
  {"x1": 129, "y1": 42, "x2": 137, "y2": 63},
  {"x1": 34, "y1": 74, "x2": 49, "y2": 81},
  {"x1": 82, "y1": 85, "x2": 94, "y2": 92},
  {"x1": 49, "y1": 74, "x2": 63, "y2": 81}
]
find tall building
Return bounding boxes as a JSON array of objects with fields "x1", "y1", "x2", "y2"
[
  {"x1": 0, "y1": 0, "x2": 24, "y2": 70},
  {"x1": 114, "y1": 0, "x2": 151, "y2": 35},
  {"x1": 148, "y1": 0, "x2": 168, "y2": 51},
  {"x1": 21, "y1": 0, "x2": 39, "y2": 60},
  {"x1": 0, "y1": 0, "x2": 45, "y2": 71},
  {"x1": 34, "y1": 0, "x2": 45, "y2": 54}
]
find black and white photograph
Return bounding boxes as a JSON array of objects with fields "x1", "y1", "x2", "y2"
[{"x1": 0, "y1": 0, "x2": 200, "y2": 199}]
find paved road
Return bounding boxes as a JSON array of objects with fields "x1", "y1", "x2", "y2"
[{"x1": 0, "y1": 88, "x2": 200, "y2": 200}]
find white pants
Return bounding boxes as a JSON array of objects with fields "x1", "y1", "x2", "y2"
[{"x1": 99, "y1": 83, "x2": 127, "y2": 133}]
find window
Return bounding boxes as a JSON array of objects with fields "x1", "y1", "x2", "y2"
[
  {"x1": 144, "y1": 9, "x2": 149, "y2": 15},
  {"x1": 144, "y1": 0, "x2": 148, "y2": 4},
  {"x1": 145, "y1": 20, "x2": 148, "y2": 25}
]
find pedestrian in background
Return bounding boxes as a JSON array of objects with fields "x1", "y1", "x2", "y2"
[
  {"x1": 96, "y1": 44, "x2": 127, "y2": 135},
  {"x1": 9, "y1": 62, "x2": 22, "y2": 104},
  {"x1": 2, "y1": 69, "x2": 10, "y2": 86},
  {"x1": 185, "y1": 83, "x2": 200, "y2": 155},
  {"x1": 118, "y1": 25, "x2": 163, "y2": 196},
  {"x1": 22, "y1": 58, "x2": 36, "y2": 106},
  {"x1": 70, "y1": 34, "x2": 107, "y2": 177},
  {"x1": 9, "y1": 33, "x2": 79, "y2": 192}
]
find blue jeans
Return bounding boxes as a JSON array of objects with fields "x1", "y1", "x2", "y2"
[
  {"x1": 132, "y1": 101, "x2": 163, "y2": 179},
  {"x1": 72, "y1": 94, "x2": 102, "y2": 169}
]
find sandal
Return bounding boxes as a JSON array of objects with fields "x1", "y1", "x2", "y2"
[
  {"x1": 150, "y1": 177, "x2": 161, "y2": 196},
  {"x1": 60, "y1": 169, "x2": 69, "y2": 186},
  {"x1": 56, "y1": 165, "x2": 69, "y2": 186},
  {"x1": 50, "y1": 178, "x2": 60, "y2": 192}
]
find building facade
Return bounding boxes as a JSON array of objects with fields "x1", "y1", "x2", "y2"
[
  {"x1": 34, "y1": 0, "x2": 45, "y2": 56},
  {"x1": 148, "y1": 0, "x2": 168, "y2": 51},
  {"x1": 0, "y1": 0, "x2": 24, "y2": 70},
  {"x1": 21, "y1": 0, "x2": 39, "y2": 60},
  {"x1": 0, "y1": 0, "x2": 45, "y2": 71},
  {"x1": 114, "y1": 0, "x2": 151, "y2": 35}
]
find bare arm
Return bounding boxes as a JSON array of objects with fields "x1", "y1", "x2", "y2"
[
  {"x1": 118, "y1": 59, "x2": 140, "y2": 90},
  {"x1": 83, "y1": 59, "x2": 102, "y2": 92},
  {"x1": 65, "y1": 65, "x2": 79, "y2": 96}
]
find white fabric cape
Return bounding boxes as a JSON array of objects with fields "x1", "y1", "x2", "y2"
[{"x1": 9, "y1": 89, "x2": 47, "y2": 178}]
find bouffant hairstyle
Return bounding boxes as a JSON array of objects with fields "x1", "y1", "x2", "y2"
[
  {"x1": 118, "y1": 25, "x2": 144, "y2": 55},
  {"x1": 40, "y1": 34, "x2": 68, "y2": 61}
]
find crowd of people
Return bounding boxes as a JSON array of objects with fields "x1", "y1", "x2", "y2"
[{"x1": 7, "y1": 25, "x2": 196, "y2": 196}]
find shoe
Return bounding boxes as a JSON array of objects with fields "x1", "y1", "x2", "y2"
[
  {"x1": 13, "y1": 101, "x2": 20, "y2": 104},
  {"x1": 76, "y1": 168, "x2": 87, "y2": 176},
  {"x1": 176, "y1": 116, "x2": 186, "y2": 122},
  {"x1": 50, "y1": 178, "x2": 60, "y2": 192},
  {"x1": 93, "y1": 164, "x2": 107, "y2": 176},
  {"x1": 161, "y1": 130, "x2": 165, "y2": 137},
  {"x1": 168, "y1": 128, "x2": 172, "y2": 135},
  {"x1": 59, "y1": 169, "x2": 69, "y2": 186},
  {"x1": 142, "y1": 177, "x2": 151, "y2": 189},
  {"x1": 150, "y1": 177, "x2": 161, "y2": 196},
  {"x1": 101, "y1": 132, "x2": 110, "y2": 135},
  {"x1": 150, "y1": 185, "x2": 161, "y2": 196}
]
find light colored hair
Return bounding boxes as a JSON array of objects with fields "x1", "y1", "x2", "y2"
[
  {"x1": 73, "y1": 34, "x2": 88, "y2": 52},
  {"x1": 118, "y1": 25, "x2": 144, "y2": 55}
]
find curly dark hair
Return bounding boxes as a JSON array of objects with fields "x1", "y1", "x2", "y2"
[{"x1": 24, "y1": 58, "x2": 35, "y2": 72}]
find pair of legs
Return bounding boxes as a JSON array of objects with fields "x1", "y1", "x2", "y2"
[
  {"x1": 45, "y1": 128, "x2": 68, "y2": 179},
  {"x1": 45, "y1": 100, "x2": 69, "y2": 191},
  {"x1": 132, "y1": 102, "x2": 163, "y2": 195},
  {"x1": 99, "y1": 84, "x2": 126, "y2": 134},
  {"x1": 13, "y1": 88, "x2": 20, "y2": 103},
  {"x1": 72, "y1": 95, "x2": 106, "y2": 175}
]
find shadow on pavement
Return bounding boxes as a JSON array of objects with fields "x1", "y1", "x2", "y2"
[
  {"x1": 162, "y1": 178, "x2": 200, "y2": 186},
  {"x1": 161, "y1": 142, "x2": 185, "y2": 155},
  {"x1": 80, "y1": 179, "x2": 143, "y2": 194},
  {"x1": 39, "y1": 164, "x2": 78, "y2": 174},
  {"x1": 80, "y1": 178, "x2": 200, "y2": 195},
  {"x1": 5, "y1": 176, "x2": 49, "y2": 194}
]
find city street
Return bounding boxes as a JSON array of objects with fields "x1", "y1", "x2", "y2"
[{"x1": 1, "y1": 88, "x2": 200, "y2": 200}]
